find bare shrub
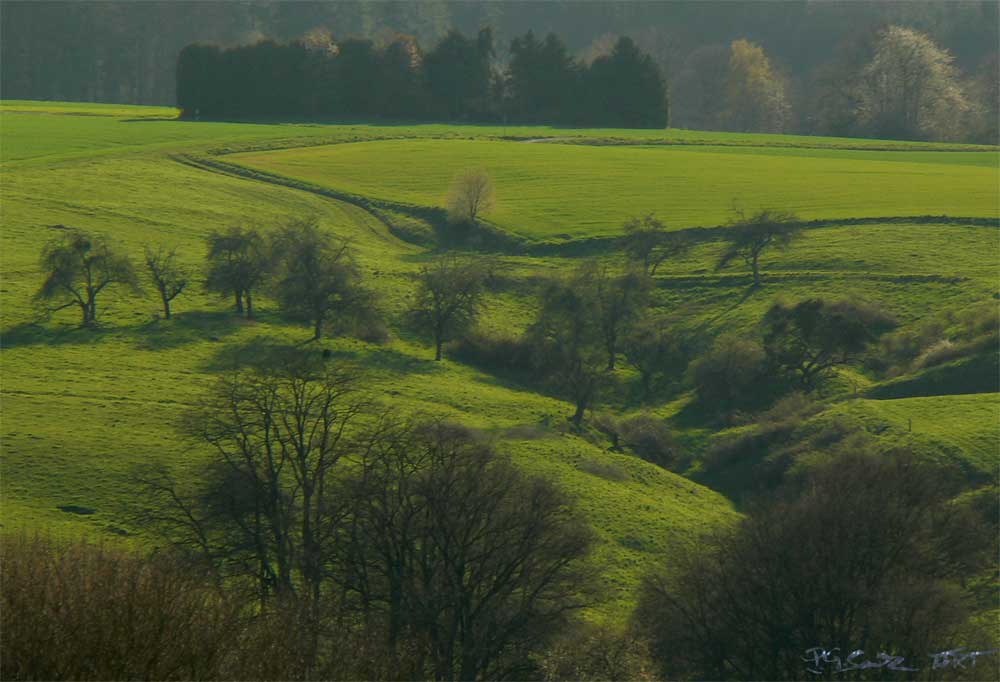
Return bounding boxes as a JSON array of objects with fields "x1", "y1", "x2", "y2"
[{"x1": 1, "y1": 534, "x2": 239, "y2": 681}]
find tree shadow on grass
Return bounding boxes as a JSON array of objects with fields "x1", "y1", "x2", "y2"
[
  {"x1": 199, "y1": 337, "x2": 441, "y2": 378},
  {"x1": 132, "y1": 310, "x2": 243, "y2": 351},
  {"x1": 1, "y1": 322, "x2": 109, "y2": 350},
  {"x1": 357, "y1": 346, "x2": 441, "y2": 376},
  {"x1": 2, "y1": 310, "x2": 245, "y2": 352}
]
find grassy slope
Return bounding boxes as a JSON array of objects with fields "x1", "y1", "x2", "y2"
[
  {"x1": 230, "y1": 139, "x2": 1000, "y2": 239},
  {"x1": 2, "y1": 102, "x2": 997, "y2": 620},
  {"x1": 0, "y1": 105, "x2": 735, "y2": 622}
]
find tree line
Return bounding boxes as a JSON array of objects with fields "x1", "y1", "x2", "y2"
[
  {"x1": 177, "y1": 27, "x2": 668, "y2": 127},
  {"x1": 176, "y1": 21, "x2": 997, "y2": 142},
  {"x1": 34, "y1": 221, "x2": 381, "y2": 342}
]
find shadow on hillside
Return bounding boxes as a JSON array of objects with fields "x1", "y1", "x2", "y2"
[
  {"x1": 132, "y1": 311, "x2": 243, "y2": 351},
  {"x1": 357, "y1": 346, "x2": 441, "y2": 376},
  {"x1": 197, "y1": 337, "x2": 441, "y2": 378},
  {"x1": 200, "y1": 338, "x2": 312, "y2": 372},
  {"x1": 1, "y1": 310, "x2": 250, "y2": 352},
  {"x1": 1, "y1": 322, "x2": 109, "y2": 349}
]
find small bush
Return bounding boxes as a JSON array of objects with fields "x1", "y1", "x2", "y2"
[
  {"x1": 913, "y1": 338, "x2": 960, "y2": 369},
  {"x1": 690, "y1": 335, "x2": 769, "y2": 410},
  {"x1": 875, "y1": 301, "x2": 998, "y2": 376},
  {"x1": 618, "y1": 415, "x2": 681, "y2": 469},
  {"x1": 539, "y1": 622, "x2": 649, "y2": 681},
  {"x1": 1, "y1": 534, "x2": 240, "y2": 681},
  {"x1": 577, "y1": 458, "x2": 630, "y2": 481}
]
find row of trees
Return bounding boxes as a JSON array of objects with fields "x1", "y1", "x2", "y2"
[
  {"x1": 177, "y1": 28, "x2": 668, "y2": 127},
  {"x1": 34, "y1": 221, "x2": 376, "y2": 341}
]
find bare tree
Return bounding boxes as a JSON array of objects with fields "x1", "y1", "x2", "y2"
[
  {"x1": 716, "y1": 208, "x2": 801, "y2": 287},
  {"x1": 335, "y1": 419, "x2": 595, "y2": 681},
  {"x1": 204, "y1": 227, "x2": 270, "y2": 318},
  {"x1": 622, "y1": 317, "x2": 691, "y2": 399},
  {"x1": 526, "y1": 266, "x2": 609, "y2": 426},
  {"x1": 135, "y1": 354, "x2": 367, "y2": 614},
  {"x1": 633, "y1": 450, "x2": 993, "y2": 681},
  {"x1": 592, "y1": 264, "x2": 650, "y2": 370},
  {"x1": 271, "y1": 220, "x2": 376, "y2": 341},
  {"x1": 35, "y1": 228, "x2": 138, "y2": 327},
  {"x1": 144, "y1": 246, "x2": 188, "y2": 320},
  {"x1": 445, "y1": 168, "x2": 496, "y2": 225},
  {"x1": 622, "y1": 214, "x2": 690, "y2": 276},
  {"x1": 410, "y1": 254, "x2": 491, "y2": 360}
]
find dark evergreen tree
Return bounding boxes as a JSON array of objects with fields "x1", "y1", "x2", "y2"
[
  {"x1": 507, "y1": 31, "x2": 580, "y2": 124},
  {"x1": 423, "y1": 27, "x2": 493, "y2": 120},
  {"x1": 584, "y1": 36, "x2": 668, "y2": 128}
]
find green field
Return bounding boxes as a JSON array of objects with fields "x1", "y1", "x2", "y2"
[
  {"x1": 231, "y1": 139, "x2": 1000, "y2": 239},
  {"x1": 2, "y1": 101, "x2": 998, "y2": 622}
]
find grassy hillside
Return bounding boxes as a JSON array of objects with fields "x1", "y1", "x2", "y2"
[
  {"x1": 2, "y1": 101, "x2": 997, "y2": 623},
  {"x1": 231, "y1": 139, "x2": 999, "y2": 239}
]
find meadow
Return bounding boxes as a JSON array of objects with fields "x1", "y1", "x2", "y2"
[
  {"x1": 1, "y1": 101, "x2": 997, "y2": 622},
  {"x1": 232, "y1": 139, "x2": 1000, "y2": 239}
]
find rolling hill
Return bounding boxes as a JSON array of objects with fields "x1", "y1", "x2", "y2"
[{"x1": 1, "y1": 101, "x2": 997, "y2": 623}]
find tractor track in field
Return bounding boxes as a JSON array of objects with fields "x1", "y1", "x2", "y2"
[{"x1": 170, "y1": 152, "x2": 437, "y2": 249}]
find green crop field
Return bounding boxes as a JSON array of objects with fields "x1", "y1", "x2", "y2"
[{"x1": 2, "y1": 101, "x2": 998, "y2": 623}]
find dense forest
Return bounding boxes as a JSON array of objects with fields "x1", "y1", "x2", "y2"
[
  {"x1": 3, "y1": 0, "x2": 998, "y2": 139},
  {"x1": 176, "y1": 30, "x2": 667, "y2": 127}
]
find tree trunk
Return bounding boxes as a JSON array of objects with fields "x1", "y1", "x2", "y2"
[
  {"x1": 245, "y1": 290, "x2": 253, "y2": 319},
  {"x1": 571, "y1": 397, "x2": 587, "y2": 427},
  {"x1": 313, "y1": 316, "x2": 323, "y2": 341},
  {"x1": 234, "y1": 289, "x2": 244, "y2": 314},
  {"x1": 435, "y1": 336, "x2": 443, "y2": 361},
  {"x1": 161, "y1": 294, "x2": 171, "y2": 320}
]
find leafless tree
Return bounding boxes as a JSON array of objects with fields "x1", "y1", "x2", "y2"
[
  {"x1": 35, "y1": 228, "x2": 139, "y2": 327},
  {"x1": 334, "y1": 419, "x2": 595, "y2": 681},
  {"x1": 622, "y1": 317, "x2": 691, "y2": 399},
  {"x1": 445, "y1": 168, "x2": 496, "y2": 225},
  {"x1": 591, "y1": 263, "x2": 650, "y2": 370},
  {"x1": 135, "y1": 355, "x2": 368, "y2": 615},
  {"x1": 716, "y1": 208, "x2": 801, "y2": 287},
  {"x1": 622, "y1": 214, "x2": 690, "y2": 276},
  {"x1": 144, "y1": 246, "x2": 188, "y2": 320},
  {"x1": 410, "y1": 254, "x2": 491, "y2": 360},
  {"x1": 526, "y1": 269, "x2": 608, "y2": 426},
  {"x1": 633, "y1": 450, "x2": 993, "y2": 681}
]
